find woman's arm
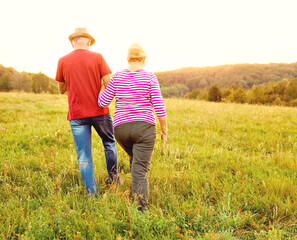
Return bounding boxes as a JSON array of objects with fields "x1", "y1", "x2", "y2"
[{"x1": 150, "y1": 74, "x2": 167, "y2": 151}]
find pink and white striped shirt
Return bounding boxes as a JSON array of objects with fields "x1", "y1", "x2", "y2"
[{"x1": 98, "y1": 69, "x2": 166, "y2": 127}]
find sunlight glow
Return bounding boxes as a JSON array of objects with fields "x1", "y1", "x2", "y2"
[{"x1": 1, "y1": 0, "x2": 297, "y2": 78}]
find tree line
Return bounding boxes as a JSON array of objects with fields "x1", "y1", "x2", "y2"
[
  {"x1": 185, "y1": 78, "x2": 297, "y2": 107},
  {"x1": 1, "y1": 62, "x2": 297, "y2": 104},
  {"x1": 0, "y1": 65, "x2": 58, "y2": 94},
  {"x1": 156, "y1": 62, "x2": 297, "y2": 98}
]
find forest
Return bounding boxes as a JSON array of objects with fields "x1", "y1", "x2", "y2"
[
  {"x1": 185, "y1": 79, "x2": 297, "y2": 107},
  {"x1": 156, "y1": 62, "x2": 297, "y2": 99},
  {"x1": 0, "y1": 65, "x2": 58, "y2": 94}
]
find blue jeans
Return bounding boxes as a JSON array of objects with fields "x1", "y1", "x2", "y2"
[{"x1": 69, "y1": 113, "x2": 118, "y2": 195}]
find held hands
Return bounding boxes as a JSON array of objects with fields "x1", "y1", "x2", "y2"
[{"x1": 161, "y1": 132, "x2": 167, "y2": 152}]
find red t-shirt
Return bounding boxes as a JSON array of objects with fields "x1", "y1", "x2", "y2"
[{"x1": 55, "y1": 49, "x2": 110, "y2": 120}]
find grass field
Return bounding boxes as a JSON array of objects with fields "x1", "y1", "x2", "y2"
[{"x1": 0, "y1": 92, "x2": 297, "y2": 239}]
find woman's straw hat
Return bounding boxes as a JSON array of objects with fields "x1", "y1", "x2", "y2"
[
  {"x1": 68, "y1": 27, "x2": 95, "y2": 46},
  {"x1": 127, "y1": 43, "x2": 147, "y2": 61}
]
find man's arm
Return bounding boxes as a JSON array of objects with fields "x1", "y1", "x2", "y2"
[
  {"x1": 99, "y1": 84, "x2": 106, "y2": 94},
  {"x1": 58, "y1": 82, "x2": 67, "y2": 94},
  {"x1": 101, "y1": 74, "x2": 111, "y2": 88}
]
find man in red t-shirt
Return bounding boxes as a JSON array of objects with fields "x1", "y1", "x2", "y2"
[{"x1": 55, "y1": 28, "x2": 118, "y2": 195}]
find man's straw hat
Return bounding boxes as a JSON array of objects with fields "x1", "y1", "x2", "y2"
[
  {"x1": 127, "y1": 43, "x2": 147, "y2": 61},
  {"x1": 68, "y1": 27, "x2": 95, "y2": 46}
]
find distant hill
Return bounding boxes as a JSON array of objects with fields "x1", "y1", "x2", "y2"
[{"x1": 155, "y1": 62, "x2": 297, "y2": 90}]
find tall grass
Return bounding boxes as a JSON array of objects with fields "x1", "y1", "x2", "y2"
[{"x1": 0, "y1": 92, "x2": 297, "y2": 239}]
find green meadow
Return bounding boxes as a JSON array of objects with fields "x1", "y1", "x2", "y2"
[{"x1": 0, "y1": 92, "x2": 297, "y2": 239}]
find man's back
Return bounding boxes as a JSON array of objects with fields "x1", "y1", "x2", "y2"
[
  {"x1": 55, "y1": 28, "x2": 119, "y2": 195},
  {"x1": 56, "y1": 49, "x2": 111, "y2": 120}
]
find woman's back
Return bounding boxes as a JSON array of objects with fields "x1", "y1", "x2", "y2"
[{"x1": 99, "y1": 69, "x2": 166, "y2": 127}]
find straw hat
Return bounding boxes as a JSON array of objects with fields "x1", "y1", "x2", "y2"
[
  {"x1": 127, "y1": 43, "x2": 147, "y2": 61},
  {"x1": 68, "y1": 28, "x2": 95, "y2": 46}
]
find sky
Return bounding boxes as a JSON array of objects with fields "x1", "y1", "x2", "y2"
[{"x1": 1, "y1": 0, "x2": 297, "y2": 79}]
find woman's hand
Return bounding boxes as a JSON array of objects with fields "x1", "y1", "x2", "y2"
[
  {"x1": 158, "y1": 116, "x2": 167, "y2": 152},
  {"x1": 161, "y1": 132, "x2": 167, "y2": 152}
]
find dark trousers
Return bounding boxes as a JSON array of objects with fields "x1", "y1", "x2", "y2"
[{"x1": 114, "y1": 121, "x2": 156, "y2": 210}]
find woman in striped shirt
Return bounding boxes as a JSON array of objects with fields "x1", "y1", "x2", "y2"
[{"x1": 98, "y1": 43, "x2": 167, "y2": 211}]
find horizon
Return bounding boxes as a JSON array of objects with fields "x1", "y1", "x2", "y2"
[{"x1": 2, "y1": 60, "x2": 297, "y2": 79}]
